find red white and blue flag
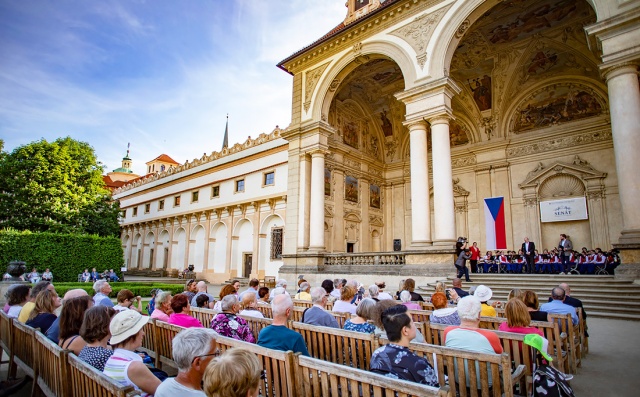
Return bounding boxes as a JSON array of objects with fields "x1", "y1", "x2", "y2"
[{"x1": 484, "y1": 197, "x2": 507, "y2": 250}]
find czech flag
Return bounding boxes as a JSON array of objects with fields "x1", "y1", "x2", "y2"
[{"x1": 484, "y1": 197, "x2": 507, "y2": 250}]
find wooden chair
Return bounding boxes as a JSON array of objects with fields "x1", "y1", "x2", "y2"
[
  {"x1": 190, "y1": 307, "x2": 218, "y2": 327},
  {"x1": 139, "y1": 318, "x2": 157, "y2": 366},
  {"x1": 379, "y1": 337, "x2": 522, "y2": 397},
  {"x1": 32, "y1": 331, "x2": 70, "y2": 397},
  {"x1": 8, "y1": 320, "x2": 35, "y2": 379},
  {"x1": 154, "y1": 321, "x2": 185, "y2": 370},
  {"x1": 290, "y1": 321, "x2": 378, "y2": 370},
  {"x1": 549, "y1": 313, "x2": 581, "y2": 374},
  {"x1": 67, "y1": 353, "x2": 140, "y2": 397},
  {"x1": 215, "y1": 335, "x2": 297, "y2": 397},
  {"x1": 238, "y1": 315, "x2": 274, "y2": 341},
  {"x1": 0, "y1": 310, "x2": 12, "y2": 367},
  {"x1": 256, "y1": 304, "x2": 273, "y2": 318},
  {"x1": 296, "y1": 354, "x2": 451, "y2": 397}
]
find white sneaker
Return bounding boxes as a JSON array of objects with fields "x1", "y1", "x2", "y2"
[{"x1": 559, "y1": 272, "x2": 565, "y2": 275}]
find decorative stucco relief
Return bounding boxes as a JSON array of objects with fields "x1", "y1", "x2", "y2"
[
  {"x1": 451, "y1": 155, "x2": 477, "y2": 168},
  {"x1": 304, "y1": 62, "x2": 330, "y2": 113},
  {"x1": 389, "y1": 4, "x2": 452, "y2": 69},
  {"x1": 506, "y1": 129, "x2": 611, "y2": 157}
]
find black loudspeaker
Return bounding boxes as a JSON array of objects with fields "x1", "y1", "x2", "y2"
[{"x1": 393, "y1": 239, "x2": 401, "y2": 251}]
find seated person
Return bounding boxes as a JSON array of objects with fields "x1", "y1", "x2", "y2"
[
  {"x1": 294, "y1": 282, "x2": 311, "y2": 301},
  {"x1": 444, "y1": 296, "x2": 503, "y2": 388},
  {"x1": 155, "y1": 328, "x2": 218, "y2": 397},
  {"x1": 78, "y1": 305, "x2": 116, "y2": 371},
  {"x1": 151, "y1": 292, "x2": 173, "y2": 322},
  {"x1": 104, "y1": 311, "x2": 161, "y2": 395},
  {"x1": 429, "y1": 292, "x2": 460, "y2": 326},
  {"x1": 369, "y1": 304, "x2": 438, "y2": 386},
  {"x1": 203, "y1": 348, "x2": 262, "y2": 397},
  {"x1": 257, "y1": 294, "x2": 309, "y2": 356},
  {"x1": 26, "y1": 289, "x2": 61, "y2": 334},
  {"x1": 81, "y1": 269, "x2": 91, "y2": 282},
  {"x1": 41, "y1": 268, "x2": 53, "y2": 282},
  {"x1": 482, "y1": 251, "x2": 497, "y2": 273},
  {"x1": 6, "y1": 285, "x2": 30, "y2": 319},
  {"x1": 27, "y1": 268, "x2": 40, "y2": 283},
  {"x1": 195, "y1": 294, "x2": 210, "y2": 309},
  {"x1": 210, "y1": 295, "x2": 255, "y2": 343},
  {"x1": 498, "y1": 251, "x2": 510, "y2": 273},
  {"x1": 540, "y1": 287, "x2": 578, "y2": 325},
  {"x1": 108, "y1": 269, "x2": 119, "y2": 282},
  {"x1": 400, "y1": 290, "x2": 421, "y2": 310},
  {"x1": 474, "y1": 285, "x2": 498, "y2": 317},
  {"x1": 303, "y1": 287, "x2": 339, "y2": 328},
  {"x1": 343, "y1": 297, "x2": 376, "y2": 333},
  {"x1": 114, "y1": 289, "x2": 143, "y2": 313},
  {"x1": 90, "y1": 268, "x2": 100, "y2": 281},
  {"x1": 168, "y1": 294, "x2": 203, "y2": 328},
  {"x1": 498, "y1": 299, "x2": 543, "y2": 336}
]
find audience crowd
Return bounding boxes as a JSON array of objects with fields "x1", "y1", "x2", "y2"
[{"x1": 2, "y1": 271, "x2": 587, "y2": 396}]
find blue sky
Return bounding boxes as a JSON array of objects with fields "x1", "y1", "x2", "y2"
[{"x1": 0, "y1": 0, "x2": 345, "y2": 175}]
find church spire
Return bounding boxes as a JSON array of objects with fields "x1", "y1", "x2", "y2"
[{"x1": 222, "y1": 114, "x2": 229, "y2": 150}]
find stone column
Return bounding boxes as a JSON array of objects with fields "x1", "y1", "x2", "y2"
[
  {"x1": 308, "y1": 150, "x2": 326, "y2": 251},
  {"x1": 605, "y1": 65, "x2": 640, "y2": 243},
  {"x1": 297, "y1": 154, "x2": 311, "y2": 251},
  {"x1": 407, "y1": 121, "x2": 432, "y2": 247},
  {"x1": 429, "y1": 116, "x2": 456, "y2": 245}
]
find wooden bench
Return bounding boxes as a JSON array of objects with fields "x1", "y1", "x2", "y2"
[
  {"x1": 0, "y1": 310, "x2": 12, "y2": 366},
  {"x1": 154, "y1": 320, "x2": 185, "y2": 370},
  {"x1": 256, "y1": 304, "x2": 273, "y2": 318},
  {"x1": 576, "y1": 307, "x2": 588, "y2": 356},
  {"x1": 409, "y1": 309, "x2": 434, "y2": 323},
  {"x1": 379, "y1": 336, "x2": 522, "y2": 397},
  {"x1": 296, "y1": 354, "x2": 451, "y2": 397},
  {"x1": 139, "y1": 318, "x2": 157, "y2": 366},
  {"x1": 215, "y1": 335, "x2": 297, "y2": 397},
  {"x1": 8, "y1": 320, "x2": 36, "y2": 379},
  {"x1": 260, "y1": 276, "x2": 276, "y2": 288},
  {"x1": 190, "y1": 306, "x2": 218, "y2": 327},
  {"x1": 67, "y1": 352, "x2": 140, "y2": 396},
  {"x1": 292, "y1": 299, "x2": 313, "y2": 309},
  {"x1": 290, "y1": 321, "x2": 377, "y2": 370},
  {"x1": 420, "y1": 301, "x2": 435, "y2": 311},
  {"x1": 33, "y1": 331, "x2": 70, "y2": 397},
  {"x1": 238, "y1": 315, "x2": 274, "y2": 340},
  {"x1": 549, "y1": 313, "x2": 581, "y2": 374}
]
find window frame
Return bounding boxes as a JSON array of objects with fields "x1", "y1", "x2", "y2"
[
  {"x1": 174, "y1": 195, "x2": 181, "y2": 207},
  {"x1": 158, "y1": 199, "x2": 165, "y2": 211},
  {"x1": 191, "y1": 190, "x2": 199, "y2": 203},
  {"x1": 235, "y1": 179, "x2": 245, "y2": 193},
  {"x1": 211, "y1": 185, "x2": 220, "y2": 198},
  {"x1": 263, "y1": 171, "x2": 275, "y2": 187}
]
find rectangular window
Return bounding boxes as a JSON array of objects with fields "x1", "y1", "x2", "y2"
[
  {"x1": 236, "y1": 179, "x2": 245, "y2": 192},
  {"x1": 158, "y1": 200, "x2": 165, "y2": 211},
  {"x1": 144, "y1": 203, "x2": 150, "y2": 214},
  {"x1": 121, "y1": 210, "x2": 126, "y2": 219},
  {"x1": 191, "y1": 191, "x2": 199, "y2": 203},
  {"x1": 264, "y1": 171, "x2": 275, "y2": 186},
  {"x1": 174, "y1": 195, "x2": 181, "y2": 207},
  {"x1": 211, "y1": 185, "x2": 220, "y2": 198},
  {"x1": 270, "y1": 228, "x2": 283, "y2": 260},
  {"x1": 132, "y1": 207, "x2": 138, "y2": 216}
]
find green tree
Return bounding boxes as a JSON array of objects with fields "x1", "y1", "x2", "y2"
[{"x1": 0, "y1": 137, "x2": 120, "y2": 236}]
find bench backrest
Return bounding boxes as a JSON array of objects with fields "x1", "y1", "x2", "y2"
[
  {"x1": 408, "y1": 309, "x2": 433, "y2": 323},
  {"x1": 154, "y1": 320, "x2": 185, "y2": 368},
  {"x1": 292, "y1": 299, "x2": 313, "y2": 308},
  {"x1": 296, "y1": 354, "x2": 450, "y2": 397},
  {"x1": 256, "y1": 304, "x2": 273, "y2": 318},
  {"x1": 33, "y1": 331, "x2": 70, "y2": 397},
  {"x1": 420, "y1": 301, "x2": 435, "y2": 311},
  {"x1": 67, "y1": 352, "x2": 139, "y2": 397},
  {"x1": 0, "y1": 310, "x2": 12, "y2": 354},
  {"x1": 238, "y1": 315, "x2": 274, "y2": 340},
  {"x1": 139, "y1": 318, "x2": 157, "y2": 365},
  {"x1": 190, "y1": 307, "x2": 218, "y2": 327},
  {"x1": 290, "y1": 321, "x2": 377, "y2": 370},
  {"x1": 379, "y1": 336, "x2": 513, "y2": 397},
  {"x1": 549, "y1": 313, "x2": 580, "y2": 374},
  {"x1": 215, "y1": 335, "x2": 297, "y2": 397},
  {"x1": 10, "y1": 319, "x2": 36, "y2": 377}
]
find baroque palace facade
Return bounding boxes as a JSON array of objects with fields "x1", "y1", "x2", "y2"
[{"x1": 113, "y1": 0, "x2": 640, "y2": 283}]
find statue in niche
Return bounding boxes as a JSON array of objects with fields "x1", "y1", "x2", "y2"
[{"x1": 380, "y1": 110, "x2": 393, "y2": 137}]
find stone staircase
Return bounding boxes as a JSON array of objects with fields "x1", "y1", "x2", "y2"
[{"x1": 416, "y1": 274, "x2": 640, "y2": 321}]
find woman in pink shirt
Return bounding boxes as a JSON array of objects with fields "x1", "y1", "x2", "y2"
[
  {"x1": 498, "y1": 298, "x2": 543, "y2": 336},
  {"x1": 167, "y1": 293, "x2": 202, "y2": 328},
  {"x1": 400, "y1": 291, "x2": 421, "y2": 310},
  {"x1": 150, "y1": 291, "x2": 172, "y2": 322}
]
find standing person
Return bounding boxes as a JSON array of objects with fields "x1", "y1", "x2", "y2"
[
  {"x1": 455, "y1": 248, "x2": 472, "y2": 282},
  {"x1": 522, "y1": 237, "x2": 536, "y2": 274},
  {"x1": 469, "y1": 242, "x2": 481, "y2": 274},
  {"x1": 558, "y1": 234, "x2": 573, "y2": 271}
]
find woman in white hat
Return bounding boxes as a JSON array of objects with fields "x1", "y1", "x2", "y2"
[
  {"x1": 473, "y1": 285, "x2": 500, "y2": 317},
  {"x1": 103, "y1": 311, "x2": 160, "y2": 396}
]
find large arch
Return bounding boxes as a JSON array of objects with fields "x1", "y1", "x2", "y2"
[
  {"x1": 209, "y1": 222, "x2": 228, "y2": 274},
  {"x1": 142, "y1": 231, "x2": 155, "y2": 269},
  {"x1": 313, "y1": 40, "x2": 414, "y2": 122},
  {"x1": 259, "y1": 214, "x2": 285, "y2": 277},
  {"x1": 131, "y1": 233, "x2": 141, "y2": 269},
  {"x1": 231, "y1": 219, "x2": 253, "y2": 277},
  {"x1": 172, "y1": 228, "x2": 186, "y2": 270},
  {"x1": 157, "y1": 230, "x2": 170, "y2": 270},
  {"x1": 189, "y1": 225, "x2": 206, "y2": 273}
]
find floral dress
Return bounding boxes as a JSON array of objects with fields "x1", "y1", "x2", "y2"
[
  {"x1": 343, "y1": 319, "x2": 375, "y2": 334},
  {"x1": 211, "y1": 313, "x2": 256, "y2": 343},
  {"x1": 370, "y1": 343, "x2": 439, "y2": 386}
]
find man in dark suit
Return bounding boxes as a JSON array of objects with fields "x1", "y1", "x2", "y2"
[
  {"x1": 521, "y1": 237, "x2": 536, "y2": 274},
  {"x1": 558, "y1": 234, "x2": 573, "y2": 272}
]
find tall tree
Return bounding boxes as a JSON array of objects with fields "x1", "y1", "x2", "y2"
[{"x1": 0, "y1": 137, "x2": 120, "y2": 236}]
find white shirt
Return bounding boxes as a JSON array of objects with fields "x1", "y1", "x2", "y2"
[
  {"x1": 377, "y1": 292, "x2": 394, "y2": 301},
  {"x1": 332, "y1": 300, "x2": 357, "y2": 315},
  {"x1": 155, "y1": 378, "x2": 205, "y2": 397}
]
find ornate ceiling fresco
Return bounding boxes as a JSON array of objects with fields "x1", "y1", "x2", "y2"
[{"x1": 451, "y1": 0, "x2": 601, "y2": 137}]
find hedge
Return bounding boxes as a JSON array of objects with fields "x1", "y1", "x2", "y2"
[
  {"x1": 0, "y1": 230, "x2": 124, "y2": 282},
  {"x1": 52, "y1": 282, "x2": 185, "y2": 298}
]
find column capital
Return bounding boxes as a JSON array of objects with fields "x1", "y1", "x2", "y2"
[
  {"x1": 427, "y1": 114, "x2": 452, "y2": 126},
  {"x1": 308, "y1": 148, "x2": 329, "y2": 158},
  {"x1": 602, "y1": 62, "x2": 639, "y2": 82},
  {"x1": 403, "y1": 119, "x2": 429, "y2": 130}
]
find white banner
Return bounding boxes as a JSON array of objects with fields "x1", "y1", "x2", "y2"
[{"x1": 540, "y1": 197, "x2": 588, "y2": 223}]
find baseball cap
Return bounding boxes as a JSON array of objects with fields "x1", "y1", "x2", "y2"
[{"x1": 524, "y1": 334, "x2": 553, "y2": 362}]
